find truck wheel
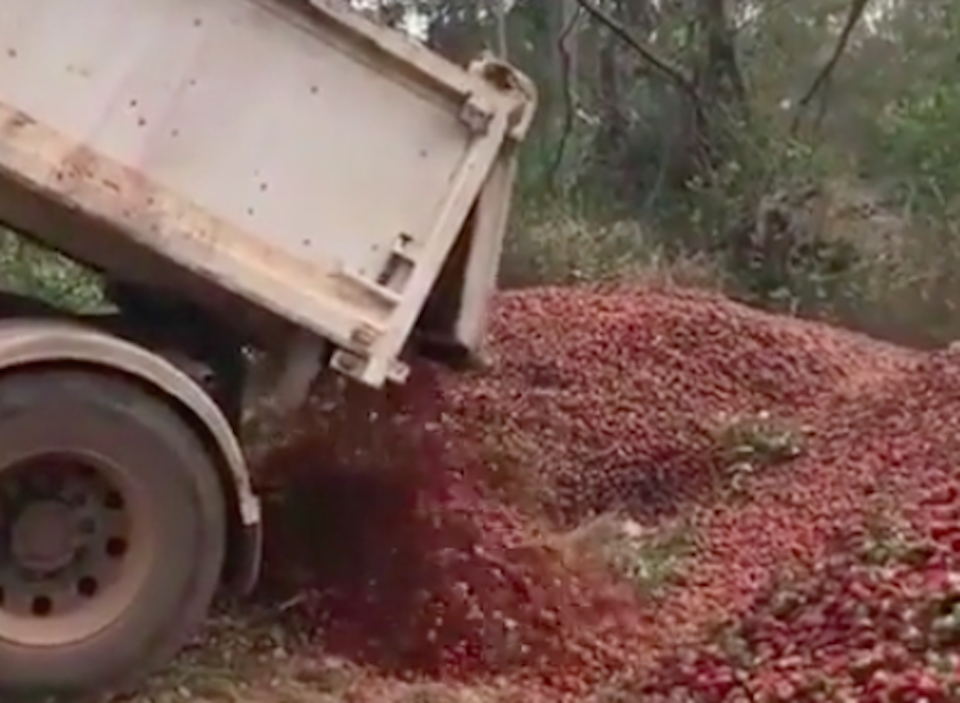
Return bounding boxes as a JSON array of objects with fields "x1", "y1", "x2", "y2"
[{"x1": 0, "y1": 368, "x2": 227, "y2": 698}]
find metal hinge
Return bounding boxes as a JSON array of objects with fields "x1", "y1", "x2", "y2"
[
  {"x1": 340, "y1": 233, "x2": 417, "y2": 305},
  {"x1": 460, "y1": 93, "x2": 494, "y2": 135}
]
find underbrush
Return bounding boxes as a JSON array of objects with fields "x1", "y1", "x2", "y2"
[
  {"x1": 498, "y1": 214, "x2": 723, "y2": 292},
  {"x1": 500, "y1": 203, "x2": 960, "y2": 350}
]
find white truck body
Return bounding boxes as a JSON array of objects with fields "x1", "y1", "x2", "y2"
[{"x1": 0, "y1": 0, "x2": 536, "y2": 387}]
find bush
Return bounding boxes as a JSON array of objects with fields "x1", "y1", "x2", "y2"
[
  {"x1": 0, "y1": 230, "x2": 105, "y2": 313},
  {"x1": 499, "y1": 207, "x2": 723, "y2": 291}
]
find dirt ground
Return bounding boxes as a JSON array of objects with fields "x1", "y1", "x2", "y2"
[
  {"x1": 125, "y1": 610, "x2": 357, "y2": 703},
  {"x1": 129, "y1": 617, "x2": 519, "y2": 703}
]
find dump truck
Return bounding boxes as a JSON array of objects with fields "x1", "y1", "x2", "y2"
[{"x1": 0, "y1": 0, "x2": 536, "y2": 696}]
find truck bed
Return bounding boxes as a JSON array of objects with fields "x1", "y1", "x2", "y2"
[{"x1": 0, "y1": 0, "x2": 535, "y2": 386}]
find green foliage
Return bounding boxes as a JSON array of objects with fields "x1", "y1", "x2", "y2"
[
  {"x1": 708, "y1": 410, "x2": 806, "y2": 496},
  {"x1": 0, "y1": 232, "x2": 105, "y2": 312},
  {"x1": 481, "y1": 0, "x2": 960, "y2": 347},
  {"x1": 555, "y1": 514, "x2": 697, "y2": 599},
  {"x1": 499, "y1": 205, "x2": 724, "y2": 291},
  {"x1": 876, "y1": 80, "x2": 960, "y2": 215}
]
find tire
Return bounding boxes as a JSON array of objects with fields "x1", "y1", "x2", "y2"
[{"x1": 0, "y1": 368, "x2": 227, "y2": 700}]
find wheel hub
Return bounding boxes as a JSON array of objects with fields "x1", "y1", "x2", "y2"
[
  {"x1": 10, "y1": 500, "x2": 77, "y2": 573},
  {"x1": 0, "y1": 455, "x2": 134, "y2": 636}
]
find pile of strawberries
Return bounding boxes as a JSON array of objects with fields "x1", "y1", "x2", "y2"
[
  {"x1": 631, "y1": 345, "x2": 960, "y2": 701},
  {"x1": 255, "y1": 284, "x2": 960, "y2": 700},
  {"x1": 636, "y1": 532, "x2": 960, "y2": 702},
  {"x1": 438, "y1": 285, "x2": 916, "y2": 524}
]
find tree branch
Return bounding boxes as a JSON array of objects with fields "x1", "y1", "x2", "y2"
[
  {"x1": 488, "y1": 0, "x2": 508, "y2": 58},
  {"x1": 790, "y1": 0, "x2": 871, "y2": 135},
  {"x1": 548, "y1": 3, "x2": 581, "y2": 190},
  {"x1": 574, "y1": 0, "x2": 700, "y2": 105}
]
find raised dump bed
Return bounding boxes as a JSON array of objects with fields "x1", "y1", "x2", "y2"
[{"x1": 0, "y1": 0, "x2": 535, "y2": 697}]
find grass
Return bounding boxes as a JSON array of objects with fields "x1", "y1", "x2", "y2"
[
  {"x1": 498, "y1": 215, "x2": 723, "y2": 291},
  {"x1": 121, "y1": 609, "x2": 511, "y2": 703},
  {"x1": 120, "y1": 608, "x2": 358, "y2": 703},
  {"x1": 707, "y1": 410, "x2": 806, "y2": 496},
  {"x1": 126, "y1": 637, "x2": 507, "y2": 703},
  {"x1": 551, "y1": 513, "x2": 698, "y2": 599}
]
